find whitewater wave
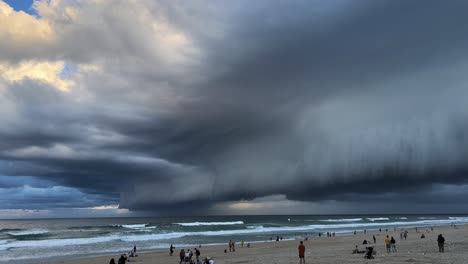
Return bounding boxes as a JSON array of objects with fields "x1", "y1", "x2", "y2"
[
  {"x1": 367, "y1": 218, "x2": 389, "y2": 221},
  {"x1": 175, "y1": 221, "x2": 244, "y2": 226},
  {"x1": 448, "y1": 216, "x2": 468, "y2": 221},
  {"x1": 121, "y1": 224, "x2": 147, "y2": 229},
  {"x1": 319, "y1": 218, "x2": 363, "y2": 222},
  {"x1": 398, "y1": 217, "x2": 408, "y2": 220},
  {"x1": 7, "y1": 230, "x2": 49, "y2": 236},
  {"x1": 111, "y1": 224, "x2": 156, "y2": 230},
  {"x1": 2, "y1": 217, "x2": 468, "y2": 250}
]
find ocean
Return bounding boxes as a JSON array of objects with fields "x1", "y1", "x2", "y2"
[{"x1": 1, "y1": 214, "x2": 467, "y2": 263}]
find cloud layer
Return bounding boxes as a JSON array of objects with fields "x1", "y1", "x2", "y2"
[{"x1": 0, "y1": 0, "x2": 467, "y2": 214}]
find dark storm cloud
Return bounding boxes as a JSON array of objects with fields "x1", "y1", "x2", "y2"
[{"x1": 0, "y1": 0, "x2": 468, "y2": 212}]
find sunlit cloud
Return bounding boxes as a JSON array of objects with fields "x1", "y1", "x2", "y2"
[
  {"x1": 0, "y1": 60, "x2": 74, "y2": 91},
  {"x1": 0, "y1": 1, "x2": 55, "y2": 45}
]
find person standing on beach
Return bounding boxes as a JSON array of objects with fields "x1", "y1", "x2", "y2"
[
  {"x1": 170, "y1": 244, "x2": 175, "y2": 256},
  {"x1": 385, "y1": 235, "x2": 391, "y2": 253},
  {"x1": 179, "y1": 249, "x2": 185, "y2": 264},
  {"x1": 390, "y1": 236, "x2": 397, "y2": 252},
  {"x1": 229, "y1": 240, "x2": 232, "y2": 252},
  {"x1": 373, "y1": 235, "x2": 376, "y2": 244},
  {"x1": 298, "y1": 241, "x2": 306, "y2": 264},
  {"x1": 195, "y1": 248, "x2": 201, "y2": 260},
  {"x1": 437, "y1": 234, "x2": 445, "y2": 252}
]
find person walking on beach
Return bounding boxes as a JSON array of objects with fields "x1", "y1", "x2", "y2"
[
  {"x1": 298, "y1": 241, "x2": 306, "y2": 264},
  {"x1": 390, "y1": 236, "x2": 397, "y2": 252},
  {"x1": 228, "y1": 240, "x2": 232, "y2": 252},
  {"x1": 373, "y1": 235, "x2": 376, "y2": 244},
  {"x1": 385, "y1": 235, "x2": 391, "y2": 253},
  {"x1": 437, "y1": 234, "x2": 445, "y2": 253},
  {"x1": 170, "y1": 244, "x2": 175, "y2": 256}
]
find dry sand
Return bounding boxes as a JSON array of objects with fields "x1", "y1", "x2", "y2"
[{"x1": 51, "y1": 225, "x2": 466, "y2": 264}]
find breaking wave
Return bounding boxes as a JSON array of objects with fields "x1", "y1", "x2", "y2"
[{"x1": 175, "y1": 221, "x2": 244, "y2": 226}]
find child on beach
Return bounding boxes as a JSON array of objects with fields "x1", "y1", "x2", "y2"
[{"x1": 298, "y1": 241, "x2": 306, "y2": 264}]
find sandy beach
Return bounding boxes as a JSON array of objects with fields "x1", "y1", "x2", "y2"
[{"x1": 50, "y1": 224, "x2": 466, "y2": 264}]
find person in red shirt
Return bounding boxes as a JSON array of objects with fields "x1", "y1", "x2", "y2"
[{"x1": 298, "y1": 241, "x2": 306, "y2": 264}]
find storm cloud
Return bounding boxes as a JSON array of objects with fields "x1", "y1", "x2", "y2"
[{"x1": 0, "y1": 0, "x2": 467, "y2": 214}]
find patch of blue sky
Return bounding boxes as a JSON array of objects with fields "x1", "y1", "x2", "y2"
[
  {"x1": 4, "y1": 0, "x2": 36, "y2": 15},
  {"x1": 59, "y1": 63, "x2": 77, "y2": 79}
]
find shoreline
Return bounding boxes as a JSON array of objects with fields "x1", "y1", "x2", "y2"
[{"x1": 47, "y1": 223, "x2": 466, "y2": 264}]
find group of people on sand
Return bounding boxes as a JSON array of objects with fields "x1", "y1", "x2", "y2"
[
  {"x1": 178, "y1": 248, "x2": 202, "y2": 264},
  {"x1": 399, "y1": 230, "x2": 408, "y2": 240},
  {"x1": 384, "y1": 235, "x2": 397, "y2": 253},
  {"x1": 108, "y1": 245, "x2": 138, "y2": 264},
  {"x1": 350, "y1": 230, "x2": 447, "y2": 259}
]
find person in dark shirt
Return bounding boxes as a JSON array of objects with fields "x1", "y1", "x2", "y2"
[{"x1": 437, "y1": 234, "x2": 445, "y2": 252}]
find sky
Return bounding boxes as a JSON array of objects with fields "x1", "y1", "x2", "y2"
[{"x1": 0, "y1": 0, "x2": 468, "y2": 218}]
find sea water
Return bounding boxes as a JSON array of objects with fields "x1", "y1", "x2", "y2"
[{"x1": 1, "y1": 215, "x2": 467, "y2": 263}]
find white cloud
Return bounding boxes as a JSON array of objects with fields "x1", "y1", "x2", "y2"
[{"x1": 0, "y1": 1, "x2": 55, "y2": 45}]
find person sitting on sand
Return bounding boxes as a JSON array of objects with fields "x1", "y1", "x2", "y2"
[
  {"x1": 118, "y1": 255, "x2": 126, "y2": 264},
  {"x1": 109, "y1": 258, "x2": 116, "y2": 264},
  {"x1": 362, "y1": 239, "x2": 368, "y2": 244},
  {"x1": 352, "y1": 245, "x2": 365, "y2": 254},
  {"x1": 421, "y1": 234, "x2": 425, "y2": 239},
  {"x1": 204, "y1": 257, "x2": 214, "y2": 264},
  {"x1": 298, "y1": 241, "x2": 306, "y2": 264}
]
